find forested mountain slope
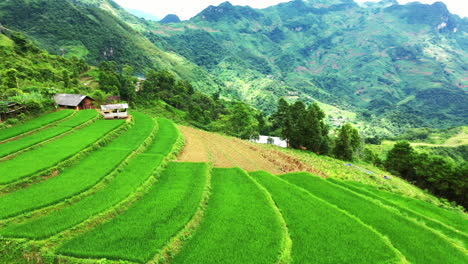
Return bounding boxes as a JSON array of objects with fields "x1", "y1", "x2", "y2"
[
  {"x1": 0, "y1": 0, "x2": 221, "y2": 92},
  {"x1": 152, "y1": 0, "x2": 468, "y2": 135},
  {"x1": 0, "y1": 0, "x2": 466, "y2": 136}
]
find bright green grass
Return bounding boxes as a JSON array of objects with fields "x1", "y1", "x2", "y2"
[
  {"x1": 172, "y1": 168, "x2": 283, "y2": 264},
  {"x1": 333, "y1": 180, "x2": 468, "y2": 235},
  {"x1": 282, "y1": 172, "x2": 468, "y2": 264},
  {"x1": 0, "y1": 110, "x2": 98, "y2": 158},
  {"x1": 251, "y1": 171, "x2": 401, "y2": 264},
  {"x1": 0, "y1": 154, "x2": 163, "y2": 239},
  {"x1": 58, "y1": 162, "x2": 208, "y2": 263},
  {"x1": 0, "y1": 119, "x2": 124, "y2": 184},
  {"x1": 146, "y1": 118, "x2": 178, "y2": 155},
  {"x1": 0, "y1": 113, "x2": 153, "y2": 219},
  {"x1": 0, "y1": 110, "x2": 74, "y2": 141}
]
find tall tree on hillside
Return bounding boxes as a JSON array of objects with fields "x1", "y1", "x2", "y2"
[
  {"x1": 385, "y1": 141, "x2": 416, "y2": 180},
  {"x1": 334, "y1": 123, "x2": 361, "y2": 160},
  {"x1": 289, "y1": 101, "x2": 307, "y2": 148},
  {"x1": 304, "y1": 103, "x2": 330, "y2": 154},
  {"x1": 271, "y1": 98, "x2": 292, "y2": 145}
]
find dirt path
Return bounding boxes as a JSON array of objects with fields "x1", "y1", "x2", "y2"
[
  {"x1": 177, "y1": 126, "x2": 321, "y2": 175},
  {"x1": 177, "y1": 126, "x2": 210, "y2": 163}
]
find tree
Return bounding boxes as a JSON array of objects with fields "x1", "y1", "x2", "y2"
[
  {"x1": 289, "y1": 101, "x2": 307, "y2": 148},
  {"x1": 3, "y1": 69, "x2": 19, "y2": 89},
  {"x1": 304, "y1": 103, "x2": 330, "y2": 154},
  {"x1": 385, "y1": 141, "x2": 416, "y2": 180},
  {"x1": 334, "y1": 123, "x2": 361, "y2": 160},
  {"x1": 271, "y1": 98, "x2": 292, "y2": 145}
]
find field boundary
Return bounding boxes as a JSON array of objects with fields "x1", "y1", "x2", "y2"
[
  {"x1": 48, "y1": 121, "x2": 185, "y2": 262},
  {"x1": 0, "y1": 110, "x2": 76, "y2": 144},
  {"x1": 0, "y1": 112, "x2": 100, "y2": 162},
  {"x1": 323, "y1": 178, "x2": 468, "y2": 254},
  {"x1": 0, "y1": 116, "x2": 150, "y2": 227},
  {"x1": 248, "y1": 171, "x2": 292, "y2": 264},
  {"x1": 0, "y1": 117, "x2": 129, "y2": 195},
  {"x1": 277, "y1": 173, "x2": 409, "y2": 263},
  {"x1": 332, "y1": 180, "x2": 468, "y2": 248},
  {"x1": 150, "y1": 163, "x2": 213, "y2": 264}
]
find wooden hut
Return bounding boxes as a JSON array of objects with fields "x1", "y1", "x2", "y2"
[
  {"x1": 101, "y1": 103, "x2": 129, "y2": 119},
  {"x1": 53, "y1": 94, "x2": 94, "y2": 110}
]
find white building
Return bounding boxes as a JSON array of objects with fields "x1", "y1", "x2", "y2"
[
  {"x1": 101, "y1": 103, "x2": 129, "y2": 119},
  {"x1": 251, "y1": 135, "x2": 287, "y2": 148}
]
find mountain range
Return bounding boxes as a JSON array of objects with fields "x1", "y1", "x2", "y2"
[{"x1": 0, "y1": 0, "x2": 466, "y2": 136}]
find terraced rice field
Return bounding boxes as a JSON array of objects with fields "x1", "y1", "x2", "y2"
[
  {"x1": 0, "y1": 118, "x2": 125, "y2": 184},
  {"x1": 0, "y1": 112, "x2": 467, "y2": 264},
  {"x1": 251, "y1": 171, "x2": 402, "y2": 264},
  {"x1": 0, "y1": 110, "x2": 74, "y2": 142},
  {"x1": 0, "y1": 110, "x2": 98, "y2": 158},
  {"x1": 282, "y1": 172, "x2": 468, "y2": 264}
]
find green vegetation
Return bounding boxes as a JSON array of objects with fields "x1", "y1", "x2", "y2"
[
  {"x1": 0, "y1": 154, "x2": 163, "y2": 239},
  {"x1": 271, "y1": 98, "x2": 330, "y2": 153},
  {"x1": 0, "y1": 110, "x2": 73, "y2": 141},
  {"x1": 147, "y1": 118, "x2": 179, "y2": 155},
  {"x1": 172, "y1": 168, "x2": 283, "y2": 264},
  {"x1": 339, "y1": 180, "x2": 468, "y2": 234},
  {"x1": 251, "y1": 171, "x2": 401, "y2": 264},
  {"x1": 282, "y1": 172, "x2": 468, "y2": 264},
  {"x1": 0, "y1": 113, "x2": 150, "y2": 219},
  {"x1": 0, "y1": 112, "x2": 155, "y2": 237},
  {"x1": 0, "y1": 110, "x2": 97, "y2": 158},
  {"x1": 330, "y1": 179, "x2": 468, "y2": 248},
  {"x1": 58, "y1": 162, "x2": 208, "y2": 263},
  {"x1": 0, "y1": 148, "x2": 128, "y2": 220},
  {"x1": 385, "y1": 141, "x2": 467, "y2": 208},
  {"x1": 333, "y1": 123, "x2": 361, "y2": 160},
  {"x1": 0, "y1": 119, "x2": 124, "y2": 184}
]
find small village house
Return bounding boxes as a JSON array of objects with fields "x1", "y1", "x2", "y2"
[
  {"x1": 53, "y1": 94, "x2": 94, "y2": 110},
  {"x1": 101, "y1": 103, "x2": 129, "y2": 119}
]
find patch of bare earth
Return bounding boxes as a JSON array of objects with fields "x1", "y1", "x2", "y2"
[
  {"x1": 177, "y1": 126, "x2": 321, "y2": 175},
  {"x1": 177, "y1": 126, "x2": 210, "y2": 163}
]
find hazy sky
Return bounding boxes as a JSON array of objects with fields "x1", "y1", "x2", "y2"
[{"x1": 113, "y1": 0, "x2": 467, "y2": 20}]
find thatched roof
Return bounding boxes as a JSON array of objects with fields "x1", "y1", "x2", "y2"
[
  {"x1": 100, "y1": 103, "x2": 129, "y2": 111},
  {"x1": 54, "y1": 94, "x2": 93, "y2": 107}
]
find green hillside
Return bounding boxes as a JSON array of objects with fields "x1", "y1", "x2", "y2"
[
  {"x1": 0, "y1": 112, "x2": 466, "y2": 264},
  {"x1": 151, "y1": 0, "x2": 468, "y2": 135},
  {"x1": 0, "y1": 0, "x2": 221, "y2": 92}
]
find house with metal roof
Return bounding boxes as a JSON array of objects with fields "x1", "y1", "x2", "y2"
[
  {"x1": 101, "y1": 103, "x2": 129, "y2": 119},
  {"x1": 53, "y1": 94, "x2": 94, "y2": 110}
]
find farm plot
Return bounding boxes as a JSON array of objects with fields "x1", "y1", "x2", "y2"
[
  {"x1": 338, "y1": 180, "x2": 468, "y2": 234},
  {"x1": 282, "y1": 172, "x2": 468, "y2": 264},
  {"x1": 0, "y1": 154, "x2": 163, "y2": 239},
  {"x1": 0, "y1": 119, "x2": 124, "y2": 184},
  {"x1": 250, "y1": 171, "x2": 401, "y2": 264},
  {"x1": 0, "y1": 110, "x2": 98, "y2": 158},
  {"x1": 57, "y1": 162, "x2": 208, "y2": 263},
  {"x1": 178, "y1": 125, "x2": 284, "y2": 174},
  {"x1": 0, "y1": 110, "x2": 74, "y2": 142},
  {"x1": 331, "y1": 180, "x2": 468, "y2": 246},
  {"x1": 172, "y1": 168, "x2": 283, "y2": 264},
  {"x1": 0, "y1": 113, "x2": 154, "y2": 220},
  {"x1": 147, "y1": 118, "x2": 179, "y2": 155}
]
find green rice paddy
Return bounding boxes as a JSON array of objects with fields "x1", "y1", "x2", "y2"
[
  {"x1": 0, "y1": 110, "x2": 74, "y2": 141},
  {"x1": 172, "y1": 168, "x2": 283, "y2": 264},
  {"x1": 282, "y1": 172, "x2": 468, "y2": 264},
  {"x1": 0, "y1": 119, "x2": 124, "y2": 184},
  {"x1": 251, "y1": 171, "x2": 402, "y2": 264},
  {"x1": 58, "y1": 162, "x2": 208, "y2": 263},
  {"x1": 0, "y1": 111, "x2": 466, "y2": 264},
  {"x1": 0, "y1": 110, "x2": 98, "y2": 158}
]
